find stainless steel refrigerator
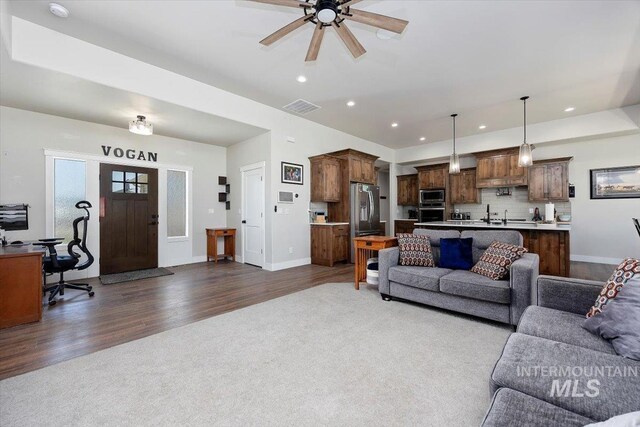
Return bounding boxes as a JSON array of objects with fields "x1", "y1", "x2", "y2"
[{"x1": 350, "y1": 183, "x2": 381, "y2": 260}]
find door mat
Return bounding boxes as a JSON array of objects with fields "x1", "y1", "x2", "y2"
[{"x1": 100, "y1": 268, "x2": 174, "y2": 285}]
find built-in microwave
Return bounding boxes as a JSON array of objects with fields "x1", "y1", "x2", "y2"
[{"x1": 420, "y1": 189, "x2": 445, "y2": 205}]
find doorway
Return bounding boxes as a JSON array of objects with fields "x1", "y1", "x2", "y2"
[
  {"x1": 241, "y1": 163, "x2": 265, "y2": 268},
  {"x1": 99, "y1": 163, "x2": 159, "y2": 274}
]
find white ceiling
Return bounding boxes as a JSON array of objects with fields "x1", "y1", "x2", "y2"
[
  {"x1": 0, "y1": 37, "x2": 267, "y2": 146},
  {"x1": 6, "y1": 0, "x2": 640, "y2": 148}
]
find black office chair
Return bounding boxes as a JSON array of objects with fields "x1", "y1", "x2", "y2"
[
  {"x1": 634, "y1": 218, "x2": 640, "y2": 238},
  {"x1": 36, "y1": 201, "x2": 95, "y2": 306}
]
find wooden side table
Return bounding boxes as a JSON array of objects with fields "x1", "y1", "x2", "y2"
[
  {"x1": 353, "y1": 236, "x2": 398, "y2": 290},
  {"x1": 206, "y1": 228, "x2": 236, "y2": 263}
]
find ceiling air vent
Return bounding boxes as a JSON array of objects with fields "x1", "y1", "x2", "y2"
[{"x1": 283, "y1": 99, "x2": 321, "y2": 115}]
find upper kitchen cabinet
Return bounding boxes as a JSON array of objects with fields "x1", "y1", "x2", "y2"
[
  {"x1": 475, "y1": 147, "x2": 528, "y2": 188},
  {"x1": 397, "y1": 174, "x2": 418, "y2": 205},
  {"x1": 450, "y1": 168, "x2": 481, "y2": 204},
  {"x1": 528, "y1": 158, "x2": 572, "y2": 202},
  {"x1": 309, "y1": 154, "x2": 342, "y2": 202},
  {"x1": 328, "y1": 149, "x2": 378, "y2": 184},
  {"x1": 416, "y1": 164, "x2": 448, "y2": 189}
]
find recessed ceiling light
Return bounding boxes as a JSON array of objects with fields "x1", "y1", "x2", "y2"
[
  {"x1": 296, "y1": 75, "x2": 307, "y2": 83},
  {"x1": 479, "y1": 125, "x2": 487, "y2": 130},
  {"x1": 419, "y1": 137, "x2": 426, "y2": 141},
  {"x1": 49, "y1": 3, "x2": 69, "y2": 18},
  {"x1": 391, "y1": 122, "x2": 398, "y2": 128},
  {"x1": 564, "y1": 107, "x2": 575, "y2": 112},
  {"x1": 346, "y1": 100, "x2": 355, "y2": 107}
]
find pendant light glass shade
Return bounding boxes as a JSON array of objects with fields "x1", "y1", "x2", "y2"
[
  {"x1": 518, "y1": 96, "x2": 533, "y2": 167},
  {"x1": 449, "y1": 113, "x2": 461, "y2": 174}
]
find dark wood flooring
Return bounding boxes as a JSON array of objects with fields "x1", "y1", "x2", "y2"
[{"x1": 0, "y1": 260, "x2": 614, "y2": 380}]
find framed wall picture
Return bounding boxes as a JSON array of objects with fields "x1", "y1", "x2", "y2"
[
  {"x1": 590, "y1": 165, "x2": 640, "y2": 199},
  {"x1": 281, "y1": 162, "x2": 303, "y2": 185}
]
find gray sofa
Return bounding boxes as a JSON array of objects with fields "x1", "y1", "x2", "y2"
[
  {"x1": 482, "y1": 276, "x2": 640, "y2": 426},
  {"x1": 378, "y1": 229, "x2": 539, "y2": 326}
]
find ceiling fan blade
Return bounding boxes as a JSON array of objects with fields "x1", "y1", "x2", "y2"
[
  {"x1": 305, "y1": 22, "x2": 325, "y2": 62},
  {"x1": 249, "y1": 0, "x2": 310, "y2": 8},
  {"x1": 344, "y1": 9, "x2": 409, "y2": 34},
  {"x1": 260, "y1": 16, "x2": 311, "y2": 46},
  {"x1": 332, "y1": 22, "x2": 366, "y2": 59},
  {"x1": 340, "y1": 0, "x2": 363, "y2": 7}
]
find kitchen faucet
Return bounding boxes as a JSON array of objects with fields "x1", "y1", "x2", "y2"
[
  {"x1": 485, "y1": 204, "x2": 498, "y2": 224},
  {"x1": 504, "y1": 209, "x2": 508, "y2": 225}
]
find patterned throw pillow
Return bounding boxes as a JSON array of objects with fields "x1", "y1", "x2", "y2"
[
  {"x1": 470, "y1": 241, "x2": 528, "y2": 280},
  {"x1": 397, "y1": 233, "x2": 435, "y2": 267},
  {"x1": 586, "y1": 258, "x2": 640, "y2": 318}
]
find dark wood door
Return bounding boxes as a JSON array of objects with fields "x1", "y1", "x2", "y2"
[{"x1": 99, "y1": 163, "x2": 158, "y2": 275}]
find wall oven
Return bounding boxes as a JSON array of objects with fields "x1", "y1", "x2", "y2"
[
  {"x1": 420, "y1": 189, "x2": 445, "y2": 204},
  {"x1": 419, "y1": 207, "x2": 445, "y2": 223}
]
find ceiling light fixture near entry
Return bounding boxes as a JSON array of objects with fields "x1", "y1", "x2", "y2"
[
  {"x1": 49, "y1": 3, "x2": 69, "y2": 18},
  {"x1": 391, "y1": 122, "x2": 398, "y2": 128},
  {"x1": 346, "y1": 100, "x2": 355, "y2": 107},
  {"x1": 129, "y1": 115, "x2": 153, "y2": 136},
  {"x1": 296, "y1": 75, "x2": 307, "y2": 83}
]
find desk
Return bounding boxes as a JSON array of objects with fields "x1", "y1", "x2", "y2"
[
  {"x1": 206, "y1": 228, "x2": 236, "y2": 263},
  {"x1": 353, "y1": 236, "x2": 398, "y2": 290},
  {"x1": 0, "y1": 245, "x2": 44, "y2": 329}
]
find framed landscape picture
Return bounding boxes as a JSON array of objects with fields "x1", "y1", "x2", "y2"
[
  {"x1": 590, "y1": 165, "x2": 640, "y2": 199},
  {"x1": 281, "y1": 162, "x2": 303, "y2": 185}
]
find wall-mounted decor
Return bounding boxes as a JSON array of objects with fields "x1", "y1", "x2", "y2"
[
  {"x1": 590, "y1": 165, "x2": 640, "y2": 199},
  {"x1": 281, "y1": 162, "x2": 303, "y2": 185},
  {"x1": 218, "y1": 176, "x2": 230, "y2": 210}
]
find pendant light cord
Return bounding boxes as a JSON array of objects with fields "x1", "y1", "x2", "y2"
[
  {"x1": 521, "y1": 96, "x2": 529, "y2": 144},
  {"x1": 451, "y1": 113, "x2": 457, "y2": 153}
]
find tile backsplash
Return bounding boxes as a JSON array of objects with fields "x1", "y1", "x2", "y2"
[{"x1": 453, "y1": 187, "x2": 571, "y2": 221}]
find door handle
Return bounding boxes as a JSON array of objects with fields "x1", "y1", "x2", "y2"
[
  {"x1": 148, "y1": 221, "x2": 158, "y2": 225},
  {"x1": 242, "y1": 220, "x2": 247, "y2": 224}
]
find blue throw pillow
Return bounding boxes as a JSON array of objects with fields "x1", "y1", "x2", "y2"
[{"x1": 439, "y1": 238, "x2": 473, "y2": 270}]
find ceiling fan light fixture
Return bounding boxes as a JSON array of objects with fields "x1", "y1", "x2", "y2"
[
  {"x1": 518, "y1": 96, "x2": 533, "y2": 167},
  {"x1": 316, "y1": 0, "x2": 338, "y2": 23},
  {"x1": 449, "y1": 113, "x2": 460, "y2": 174},
  {"x1": 129, "y1": 115, "x2": 153, "y2": 136}
]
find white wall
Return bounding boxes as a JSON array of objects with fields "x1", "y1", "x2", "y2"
[
  {"x1": 378, "y1": 170, "x2": 390, "y2": 235},
  {"x1": 0, "y1": 106, "x2": 227, "y2": 273}
]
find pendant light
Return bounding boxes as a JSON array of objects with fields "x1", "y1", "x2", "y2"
[
  {"x1": 449, "y1": 113, "x2": 461, "y2": 174},
  {"x1": 518, "y1": 96, "x2": 533, "y2": 167},
  {"x1": 129, "y1": 115, "x2": 153, "y2": 136}
]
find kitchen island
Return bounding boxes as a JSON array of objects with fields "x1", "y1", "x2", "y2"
[{"x1": 414, "y1": 221, "x2": 570, "y2": 277}]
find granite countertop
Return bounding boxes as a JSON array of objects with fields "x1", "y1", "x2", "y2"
[{"x1": 415, "y1": 221, "x2": 571, "y2": 231}]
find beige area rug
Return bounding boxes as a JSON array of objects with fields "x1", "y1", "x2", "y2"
[{"x1": 0, "y1": 283, "x2": 511, "y2": 426}]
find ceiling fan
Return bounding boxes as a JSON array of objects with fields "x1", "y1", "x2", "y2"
[{"x1": 250, "y1": 0, "x2": 409, "y2": 61}]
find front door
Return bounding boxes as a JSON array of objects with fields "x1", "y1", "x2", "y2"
[
  {"x1": 99, "y1": 163, "x2": 158, "y2": 275},
  {"x1": 242, "y1": 165, "x2": 264, "y2": 267}
]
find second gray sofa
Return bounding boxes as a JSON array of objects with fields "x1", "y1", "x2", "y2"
[{"x1": 378, "y1": 229, "x2": 539, "y2": 325}]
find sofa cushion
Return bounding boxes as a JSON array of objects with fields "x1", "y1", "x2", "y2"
[
  {"x1": 413, "y1": 229, "x2": 460, "y2": 265},
  {"x1": 397, "y1": 233, "x2": 435, "y2": 267},
  {"x1": 481, "y1": 388, "x2": 593, "y2": 427},
  {"x1": 584, "y1": 412, "x2": 640, "y2": 426},
  {"x1": 439, "y1": 237, "x2": 473, "y2": 270},
  {"x1": 471, "y1": 241, "x2": 528, "y2": 280},
  {"x1": 461, "y1": 230, "x2": 523, "y2": 264},
  {"x1": 586, "y1": 257, "x2": 640, "y2": 318},
  {"x1": 439, "y1": 270, "x2": 511, "y2": 304},
  {"x1": 388, "y1": 266, "x2": 451, "y2": 292},
  {"x1": 518, "y1": 306, "x2": 615, "y2": 355},
  {"x1": 490, "y1": 333, "x2": 640, "y2": 421},
  {"x1": 583, "y1": 276, "x2": 640, "y2": 361}
]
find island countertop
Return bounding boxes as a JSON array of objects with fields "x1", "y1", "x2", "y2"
[{"x1": 414, "y1": 221, "x2": 571, "y2": 231}]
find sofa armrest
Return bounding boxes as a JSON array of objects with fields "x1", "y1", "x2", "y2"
[
  {"x1": 378, "y1": 247, "x2": 399, "y2": 295},
  {"x1": 509, "y1": 253, "x2": 539, "y2": 325},
  {"x1": 536, "y1": 275, "x2": 604, "y2": 315}
]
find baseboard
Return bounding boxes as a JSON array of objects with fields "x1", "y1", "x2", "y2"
[
  {"x1": 570, "y1": 254, "x2": 622, "y2": 265},
  {"x1": 264, "y1": 258, "x2": 311, "y2": 272}
]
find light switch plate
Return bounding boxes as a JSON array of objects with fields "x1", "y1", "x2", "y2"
[{"x1": 208, "y1": 208, "x2": 215, "y2": 214}]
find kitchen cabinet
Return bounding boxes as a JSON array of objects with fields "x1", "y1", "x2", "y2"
[
  {"x1": 310, "y1": 224, "x2": 349, "y2": 266},
  {"x1": 522, "y1": 229, "x2": 570, "y2": 277},
  {"x1": 475, "y1": 148, "x2": 528, "y2": 188},
  {"x1": 528, "y1": 158, "x2": 571, "y2": 202},
  {"x1": 450, "y1": 168, "x2": 481, "y2": 204},
  {"x1": 416, "y1": 164, "x2": 448, "y2": 189},
  {"x1": 397, "y1": 174, "x2": 418, "y2": 205},
  {"x1": 309, "y1": 155, "x2": 342, "y2": 202},
  {"x1": 394, "y1": 220, "x2": 417, "y2": 235},
  {"x1": 327, "y1": 149, "x2": 377, "y2": 184}
]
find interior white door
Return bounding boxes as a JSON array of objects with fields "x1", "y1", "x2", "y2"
[{"x1": 242, "y1": 165, "x2": 264, "y2": 267}]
